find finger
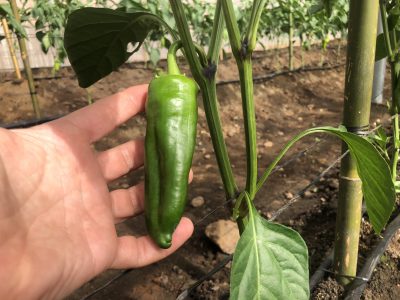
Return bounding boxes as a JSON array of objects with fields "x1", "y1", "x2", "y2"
[
  {"x1": 110, "y1": 217, "x2": 194, "y2": 269},
  {"x1": 189, "y1": 169, "x2": 194, "y2": 183},
  {"x1": 97, "y1": 139, "x2": 144, "y2": 182},
  {"x1": 57, "y1": 85, "x2": 147, "y2": 142},
  {"x1": 110, "y1": 182, "x2": 144, "y2": 222},
  {"x1": 111, "y1": 170, "x2": 193, "y2": 222}
]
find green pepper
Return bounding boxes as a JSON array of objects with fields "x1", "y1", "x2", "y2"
[{"x1": 145, "y1": 41, "x2": 199, "y2": 249}]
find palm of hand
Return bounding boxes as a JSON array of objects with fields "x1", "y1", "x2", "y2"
[{"x1": 0, "y1": 85, "x2": 193, "y2": 299}]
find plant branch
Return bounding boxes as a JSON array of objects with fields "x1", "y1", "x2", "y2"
[
  {"x1": 379, "y1": 1, "x2": 394, "y2": 61},
  {"x1": 207, "y1": 0, "x2": 225, "y2": 64},
  {"x1": 169, "y1": 0, "x2": 238, "y2": 199},
  {"x1": 169, "y1": 0, "x2": 204, "y2": 82},
  {"x1": 223, "y1": 0, "x2": 262, "y2": 199},
  {"x1": 238, "y1": 60, "x2": 258, "y2": 198},
  {"x1": 221, "y1": 0, "x2": 241, "y2": 59},
  {"x1": 245, "y1": 0, "x2": 267, "y2": 52}
]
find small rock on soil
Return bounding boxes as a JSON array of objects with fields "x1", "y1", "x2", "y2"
[{"x1": 205, "y1": 219, "x2": 240, "y2": 255}]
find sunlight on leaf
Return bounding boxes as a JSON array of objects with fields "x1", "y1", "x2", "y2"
[{"x1": 231, "y1": 201, "x2": 309, "y2": 300}]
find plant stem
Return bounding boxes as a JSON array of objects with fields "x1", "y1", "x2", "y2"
[
  {"x1": 9, "y1": 0, "x2": 41, "y2": 119},
  {"x1": 203, "y1": 81, "x2": 238, "y2": 199},
  {"x1": 207, "y1": 0, "x2": 224, "y2": 64},
  {"x1": 238, "y1": 59, "x2": 258, "y2": 199},
  {"x1": 333, "y1": 0, "x2": 379, "y2": 286},
  {"x1": 169, "y1": 0, "x2": 238, "y2": 199},
  {"x1": 222, "y1": 0, "x2": 259, "y2": 198},
  {"x1": 379, "y1": 0, "x2": 399, "y2": 181},
  {"x1": 389, "y1": 57, "x2": 399, "y2": 182},
  {"x1": 221, "y1": 0, "x2": 266, "y2": 232},
  {"x1": 379, "y1": 1, "x2": 394, "y2": 61},
  {"x1": 390, "y1": 113, "x2": 399, "y2": 181},
  {"x1": 169, "y1": 0, "x2": 203, "y2": 80},
  {"x1": 245, "y1": 0, "x2": 268, "y2": 52},
  {"x1": 221, "y1": 0, "x2": 241, "y2": 59},
  {"x1": 1, "y1": 17, "x2": 21, "y2": 80}
]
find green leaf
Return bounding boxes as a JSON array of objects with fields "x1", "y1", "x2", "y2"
[
  {"x1": 257, "y1": 126, "x2": 395, "y2": 234},
  {"x1": 41, "y1": 33, "x2": 51, "y2": 53},
  {"x1": 395, "y1": 181, "x2": 400, "y2": 194},
  {"x1": 323, "y1": 128, "x2": 395, "y2": 233},
  {"x1": 149, "y1": 47, "x2": 160, "y2": 67},
  {"x1": 0, "y1": 4, "x2": 28, "y2": 39},
  {"x1": 309, "y1": 0, "x2": 336, "y2": 16},
  {"x1": 117, "y1": 0, "x2": 149, "y2": 13},
  {"x1": 308, "y1": 4, "x2": 324, "y2": 15},
  {"x1": 375, "y1": 33, "x2": 388, "y2": 61},
  {"x1": 64, "y1": 7, "x2": 165, "y2": 88},
  {"x1": 231, "y1": 200, "x2": 309, "y2": 300}
]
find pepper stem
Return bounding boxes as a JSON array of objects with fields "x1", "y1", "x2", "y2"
[{"x1": 167, "y1": 41, "x2": 183, "y2": 75}]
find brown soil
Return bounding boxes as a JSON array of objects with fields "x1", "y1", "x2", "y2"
[{"x1": 1, "y1": 42, "x2": 398, "y2": 299}]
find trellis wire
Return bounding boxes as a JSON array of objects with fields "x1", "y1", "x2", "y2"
[
  {"x1": 343, "y1": 209, "x2": 400, "y2": 299},
  {"x1": 194, "y1": 138, "x2": 325, "y2": 226}
]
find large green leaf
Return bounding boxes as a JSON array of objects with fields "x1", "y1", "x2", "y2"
[
  {"x1": 375, "y1": 31, "x2": 400, "y2": 61},
  {"x1": 375, "y1": 33, "x2": 388, "y2": 61},
  {"x1": 323, "y1": 127, "x2": 396, "y2": 233},
  {"x1": 231, "y1": 200, "x2": 309, "y2": 300},
  {"x1": 257, "y1": 126, "x2": 396, "y2": 234},
  {"x1": 309, "y1": 0, "x2": 336, "y2": 16},
  {"x1": 64, "y1": 7, "x2": 164, "y2": 88},
  {"x1": 0, "y1": 4, "x2": 28, "y2": 39}
]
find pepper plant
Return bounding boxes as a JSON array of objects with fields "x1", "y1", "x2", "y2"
[
  {"x1": 374, "y1": 0, "x2": 400, "y2": 190},
  {"x1": 64, "y1": 0, "x2": 396, "y2": 297}
]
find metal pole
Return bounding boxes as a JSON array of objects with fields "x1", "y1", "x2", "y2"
[{"x1": 372, "y1": 10, "x2": 387, "y2": 104}]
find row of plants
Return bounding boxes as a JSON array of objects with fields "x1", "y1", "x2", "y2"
[
  {"x1": 1, "y1": 0, "x2": 349, "y2": 72},
  {"x1": 60, "y1": 0, "x2": 398, "y2": 298}
]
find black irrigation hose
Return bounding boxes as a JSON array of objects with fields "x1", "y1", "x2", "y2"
[
  {"x1": 1, "y1": 63, "x2": 343, "y2": 86},
  {"x1": 80, "y1": 269, "x2": 133, "y2": 300},
  {"x1": 216, "y1": 64, "x2": 344, "y2": 86},
  {"x1": 344, "y1": 209, "x2": 400, "y2": 300},
  {"x1": 0, "y1": 114, "x2": 64, "y2": 129},
  {"x1": 175, "y1": 255, "x2": 233, "y2": 300},
  {"x1": 309, "y1": 251, "x2": 334, "y2": 291}
]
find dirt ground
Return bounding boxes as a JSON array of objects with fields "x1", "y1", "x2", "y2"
[{"x1": 1, "y1": 42, "x2": 399, "y2": 299}]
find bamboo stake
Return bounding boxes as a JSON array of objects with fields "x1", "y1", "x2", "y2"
[
  {"x1": 333, "y1": 0, "x2": 379, "y2": 286},
  {"x1": 1, "y1": 17, "x2": 21, "y2": 80},
  {"x1": 9, "y1": 0, "x2": 41, "y2": 119}
]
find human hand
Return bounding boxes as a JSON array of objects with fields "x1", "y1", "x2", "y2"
[{"x1": 0, "y1": 85, "x2": 194, "y2": 300}]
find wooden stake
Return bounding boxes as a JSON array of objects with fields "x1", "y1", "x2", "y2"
[
  {"x1": 9, "y1": 0, "x2": 41, "y2": 119},
  {"x1": 1, "y1": 17, "x2": 21, "y2": 80}
]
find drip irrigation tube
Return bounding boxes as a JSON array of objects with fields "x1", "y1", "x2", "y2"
[
  {"x1": 344, "y1": 209, "x2": 400, "y2": 300},
  {"x1": 310, "y1": 206, "x2": 368, "y2": 293},
  {"x1": 310, "y1": 251, "x2": 334, "y2": 291},
  {"x1": 216, "y1": 64, "x2": 344, "y2": 86},
  {"x1": 0, "y1": 114, "x2": 64, "y2": 129}
]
